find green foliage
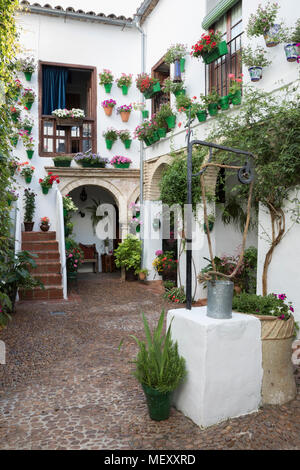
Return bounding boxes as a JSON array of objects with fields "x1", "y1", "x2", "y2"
[
  {"x1": 163, "y1": 286, "x2": 186, "y2": 304},
  {"x1": 291, "y1": 18, "x2": 300, "y2": 43},
  {"x1": 159, "y1": 148, "x2": 206, "y2": 211},
  {"x1": 240, "y1": 45, "x2": 272, "y2": 68},
  {"x1": 163, "y1": 280, "x2": 176, "y2": 290},
  {"x1": 164, "y1": 44, "x2": 187, "y2": 64},
  {"x1": 246, "y1": 2, "x2": 280, "y2": 38},
  {"x1": 23, "y1": 188, "x2": 36, "y2": 223},
  {"x1": 200, "y1": 88, "x2": 219, "y2": 105},
  {"x1": 232, "y1": 292, "x2": 294, "y2": 321},
  {"x1": 154, "y1": 104, "x2": 175, "y2": 129},
  {"x1": 130, "y1": 310, "x2": 187, "y2": 393},
  {"x1": 114, "y1": 235, "x2": 142, "y2": 273},
  {"x1": 162, "y1": 78, "x2": 185, "y2": 94},
  {"x1": 175, "y1": 94, "x2": 192, "y2": 111}
]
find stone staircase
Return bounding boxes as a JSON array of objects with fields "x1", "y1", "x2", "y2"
[{"x1": 20, "y1": 231, "x2": 64, "y2": 301}]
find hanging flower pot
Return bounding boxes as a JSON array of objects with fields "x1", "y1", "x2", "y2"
[
  {"x1": 42, "y1": 186, "x2": 49, "y2": 195},
  {"x1": 25, "y1": 102, "x2": 33, "y2": 110},
  {"x1": 284, "y1": 43, "x2": 298, "y2": 62},
  {"x1": 105, "y1": 139, "x2": 114, "y2": 150},
  {"x1": 124, "y1": 139, "x2": 132, "y2": 149},
  {"x1": 158, "y1": 127, "x2": 167, "y2": 138},
  {"x1": 196, "y1": 110, "x2": 207, "y2": 122},
  {"x1": 174, "y1": 89, "x2": 186, "y2": 98},
  {"x1": 202, "y1": 41, "x2": 228, "y2": 64},
  {"x1": 24, "y1": 71, "x2": 32, "y2": 81},
  {"x1": 264, "y1": 24, "x2": 281, "y2": 47},
  {"x1": 25, "y1": 175, "x2": 32, "y2": 184},
  {"x1": 136, "y1": 224, "x2": 141, "y2": 233},
  {"x1": 104, "y1": 83, "x2": 112, "y2": 93},
  {"x1": 180, "y1": 57, "x2": 186, "y2": 73},
  {"x1": 166, "y1": 115, "x2": 176, "y2": 129},
  {"x1": 248, "y1": 66, "x2": 263, "y2": 82},
  {"x1": 174, "y1": 59, "x2": 182, "y2": 81},
  {"x1": 104, "y1": 106, "x2": 113, "y2": 117},
  {"x1": 26, "y1": 150, "x2": 34, "y2": 159},
  {"x1": 120, "y1": 111, "x2": 130, "y2": 123},
  {"x1": 231, "y1": 90, "x2": 242, "y2": 106},
  {"x1": 122, "y1": 85, "x2": 128, "y2": 95},
  {"x1": 142, "y1": 384, "x2": 173, "y2": 421},
  {"x1": 218, "y1": 95, "x2": 230, "y2": 110},
  {"x1": 142, "y1": 110, "x2": 149, "y2": 119},
  {"x1": 207, "y1": 103, "x2": 218, "y2": 116},
  {"x1": 144, "y1": 137, "x2": 151, "y2": 147},
  {"x1": 152, "y1": 131, "x2": 160, "y2": 143},
  {"x1": 24, "y1": 126, "x2": 33, "y2": 135},
  {"x1": 204, "y1": 220, "x2": 214, "y2": 234}
]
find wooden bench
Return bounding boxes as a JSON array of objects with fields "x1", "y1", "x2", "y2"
[{"x1": 79, "y1": 243, "x2": 99, "y2": 273}]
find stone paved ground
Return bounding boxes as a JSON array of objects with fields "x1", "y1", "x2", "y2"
[{"x1": 0, "y1": 273, "x2": 299, "y2": 450}]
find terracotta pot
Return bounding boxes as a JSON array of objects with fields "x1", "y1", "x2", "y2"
[
  {"x1": 120, "y1": 111, "x2": 130, "y2": 123},
  {"x1": 104, "y1": 106, "x2": 113, "y2": 116},
  {"x1": 139, "y1": 272, "x2": 147, "y2": 281}
]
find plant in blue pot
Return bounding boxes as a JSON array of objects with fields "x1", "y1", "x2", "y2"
[{"x1": 240, "y1": 45, "x2": 272, "y2": 82}]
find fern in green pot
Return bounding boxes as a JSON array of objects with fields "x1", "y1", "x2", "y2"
[{"x1": 130, "y1": 310, "x2": 187, "y2": 421}]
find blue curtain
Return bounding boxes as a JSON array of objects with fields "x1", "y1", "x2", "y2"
[{"x1": 42, "y1": 66, "x2": 69, "y2": 115}]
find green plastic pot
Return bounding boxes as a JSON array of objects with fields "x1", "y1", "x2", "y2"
[
  {"x1": 196, "y1": 110, "x2": 207, "y2": 122},
  {"x1": 166, "y1": 115, "x2": 176, "y2": 129},
  {"x1": 136, "y1": 224, "x2": 141, "y2": 233},
  {"x1": 180, "y1": 57, "x2": 186, "y2": 73},
  {"x1": 26, "y1": 150, "x2": 34, "y2": 159},
  {"x1": 202, "y1": 41, "x2": 228, "y2": 64},
  {"x1": 25, "y1": 176, "x2": 32, "y2": 184},
  {"x1": 142, "y1": 384, "x2": 173, "y2": 421},
  {"x1": 24, "y1": 71, "x2": 32, "y2": 81},
  {"x1": 25, "y1": 102, "x2": 33, "y2": 110},
  {"x1": 114, "y1": 162, "x2": 130, "y2": 169},
  {"x1": 122, "y1": 85, "x2": 128, "y2": 95},
  {"x1": 204, "y1": 221, "x2": 214, "y2": 234},
  {"x1": 42, "y1": 186, "x2": 49, "y2": 194},
  {"x1": 105, "y1": 139, "x2": 113, "y2": 150},
  {"x1": 142, "y1": 110, "x2": 149, "y2": 119},
  {"x1": 11, "y1": 113, "x2": 19, "y2": 123},
  {"x1": 81, "y1": 162, "x2": 106, "y2": 168},
  {"x1": 104, "y1": 83, "x2": 112, "y2": 93},
  {"x1": 152, "y1": 131, "x2": 160, "y2": 143},
  {"x1": 54, "y1": 160, "x2": 72, "y2": 167},
  {"x1": 11, "y1": 137, "x2": 18, "y2": 147},
  {"x1": 158, "y1": 127, "x2": 167, "y2": 138},
  {"x1": 124, "y1": 139, "x2": 132, "y2": 149},
  {"x1": 174, "y1": 89, "x2": 186, "y2": 97},
  {"x1": 218, "y1": 95, "x2": 230, "y2": 110},
  {"x1": 144, "y1": 137, "x2": 151, "y2": 146},
  {"x1": 231, "y1": 90, "x2": 242, "y2": 106},
  {"x1": 208, "y1": 103, "x2": 218, "y2": 116}
]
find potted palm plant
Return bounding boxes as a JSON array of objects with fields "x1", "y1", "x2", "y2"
[{"x1": 127, "y1": 310, "x2": 187, "y2": 421}]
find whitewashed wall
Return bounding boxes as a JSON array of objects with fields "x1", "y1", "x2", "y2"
[{"x1": 14, "y1": 11, "x2": 141, "y2": 232}]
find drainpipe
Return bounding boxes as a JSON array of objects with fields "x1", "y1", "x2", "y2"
[{"x1": 133, "y1": 17, "x2": 146, "y2": 267}]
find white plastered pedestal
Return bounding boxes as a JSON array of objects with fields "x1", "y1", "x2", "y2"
[{"x1": 167, "y1": 307, "x2": 263, "y2": 428}]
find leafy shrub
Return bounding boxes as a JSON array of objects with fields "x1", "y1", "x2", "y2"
[
  {"x1": 114, "y1": 235, "x2": 142, "y2": 273},
  {"x1": 163, "y1": 286, "x2": 186, "y2": 304},
  {"x1": 129, "y1": 310, "x2": 187, "y2": 393},
  {"x1": 232, "y1": 292, "x2": 294, "y2": 321}
]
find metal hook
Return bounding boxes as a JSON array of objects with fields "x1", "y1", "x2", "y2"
[{"x1": 237, "y1": 161, "x2": 254, "y2": 184}]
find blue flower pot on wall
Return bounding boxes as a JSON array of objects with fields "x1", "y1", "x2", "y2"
[
  {"x1": 248, "y1": 66, "x2": 263, "y2": 82},
  {"x1": 284, "y1": 43, "x2": 298, "y2": 62},
  {"x1": 174, "y1": 59, "x2": 182, "y2": 81},
  {"x1": 264, "y1": 24, "x2": 281, "y2": 47}
]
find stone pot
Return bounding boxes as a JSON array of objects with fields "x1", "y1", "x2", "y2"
[{"x1": 252, "y1": 314, "x2": 296, "y2": 405}]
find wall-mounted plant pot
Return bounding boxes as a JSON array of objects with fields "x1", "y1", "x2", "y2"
[
  {"x1": 11, "y1": 137, "x2": 19, "y2": 147},
  {"x1": 120, "y1": 111, "x2": 131, "y2": 123},
  {"x1": 25, "y1": 102, "x2": 33, "y2": 110},
  {"x1": 24, "y1": 221, "x2": 34, "y2": 232},
  {"x1": 144, "y1": 137, "x2": 151, "y2": 146},
  {"x1": 123, "y1": 139, "x2": 132, "y2": 149},
  {"x1": 26, "y1": 150, "x2": 34, "y2": 159},
  {"x1": 121, "y1": 85, "x2": 129, "y2": 95},
  {"x1": 24, "y1": 72, "x2": 32, "y2": 81},
  {"x1": 152, "y1": 218, "x2": 161, "y2": 231},
  {"x1": 174, "y1": 89, "x2": 186, "y2": 97},
  {"x1": 284, "y1": 43, "x2": 298, "y2": 62},
  {"x1": 218, "y1": 95, "x2": 230, "y2": 110},
  {"x1": 207, "y1": 103, "x2": 218, "y2": 116},
  {"x1": 54, "y1": 159, "x2": 72, "y2": 167},
  {"x1": 248, "y1": 66, "x2": 263, "y2": 82},
  {"x1": 142, "y1": 109, "x2": 149, "y2": 119},
  {"x1": 196, "y1": 110, "x2": 207, "y2": 122},
  {"x1": 24, "y1": 126, "x2": 32, "y2": 134},
  {"x1": 104, "y1": 106, "x2": 113, "y2": 116},
  {"x1": 264, "y1": 24, "x2": 281, "y2": 47},
  {"x1": 180, "y1": 57, "x2": 186, "y2": 73},
  {"x1": 152, "y1": 131, "x2": 160, "y2": 143},
  {"x1": 136, "y1": 224, "x2": 141, "y2": 233},
  {"x1": 158, "y1": 127, "x2": 167, "y2": 138},
  {"x1": 166, "y1": 115, "x2": 176, "y2": 129},
  {"x1": 204, "y1": 221, "x2": 214, "y2": 234},
  {"x1": 104, "y1": 83, "x2": 112, "y2": 93},
  {"x1": 56, "y1": 118, "x2": 83, "y2": 127},
  {"x1": 42, "y1": 186, "x2": 50, "y2": 194},
  {"x1": 105, "y1": 139, "x2": 114, "y2": 150},
  {"x1": 25, "y1": 175, "x2": 32, "y2": 184},
  {"x1": 202, "y1": 41, "x2": 228, "y2": 64},
  {"x1": 143, "y1": 82, "x2": 161, "y2": 99}
]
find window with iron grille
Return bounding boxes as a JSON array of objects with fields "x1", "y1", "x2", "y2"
[
  {"x1": 151, "y1": 58, "x2": 170, "y2": 116},
  {"x1": 206, "y1": 0, "x2": 243, "y2": 96}
]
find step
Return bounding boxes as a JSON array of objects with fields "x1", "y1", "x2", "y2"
[
  {"x1": 22, "y1": 231, "x2": 56, "y2": 242},
  {"x1": 33, "y1": 273, "x2": 62, "y2": 286},
  {"x1": 22, "y1": 240, "x2": 59, "y2": 252},
  {"x1": 32, "y1": 251, "x2": 60, "y2": 261},
  {"x1": 19, "y1": 286, "x2": 64, "y2": 301},
  {"x1": 29, "y1": 261, "x2": 61, "y2": 274}
]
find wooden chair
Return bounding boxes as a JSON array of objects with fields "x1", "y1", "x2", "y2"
[{"x1": 79, "y1": 243, "x2": 99, "y2": 273}]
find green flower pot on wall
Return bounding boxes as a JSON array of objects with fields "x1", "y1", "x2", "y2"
[
  {"x1": 180, "y1": 57, "x2": 186, "y2": 73},
  {"x1": 196, "y1": 110, "x2": 207, "y2": 122},
  {"x1": 42, "y1": 186, "x2": 49, "y2": 195},
  {"x1": 24, "y1": 71, "x2": 32, "y2": 81},
  {"x1": 231, "y1": 90, "x2": 242, "y2": 106},
  {"x1": 104, "y1": 83, "x2": 112, "y2": 93},
  {"x1": 26, "y1": 150, "x2": 34, "y2": 159},
  {"x1": 25, "y1": 176, "x2": 32, "y2": 184},
  {"x1": 142, "y1": 110, "x2": 149, "y2": 119},
  {"x1": 105, "y1": 139, "x2": 113, "y2": 150},
  {"x1": 124, "y1": 139, "x2": 132, "y2": 149},
  {"x1": 208, "y1": 103, "x2": 218, "y2": 116},
  {"x1": 122, "y1": 85, "x2": 129, "y2": 95},
  {"x1": 218, "y1": 95, "x2": 230, "y2": 110},
  {"x1": 25, "y1": 102, "x2": 33, "y2": 110},
  {"x1": 158, "y1": 127, "x2": 167, "y2": 138},
  {"x1": 24, "y1": 126, "x2": 32, "y2": 135},
  {"x1": 166, "y1": 115, "x2": 176, "y2": 129}
]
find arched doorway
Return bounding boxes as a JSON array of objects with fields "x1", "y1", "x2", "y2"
[{"x1": 67, "y1": 184, "x2": 121, "y2": 274}]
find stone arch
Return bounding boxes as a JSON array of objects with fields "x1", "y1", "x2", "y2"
[{"x1": 146, "y1": 155, "x2": 173, "y2": 201}]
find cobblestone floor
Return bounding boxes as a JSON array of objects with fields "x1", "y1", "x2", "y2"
[{"x1": 0, "y1": 273, "x2": 299, "y2": 450}]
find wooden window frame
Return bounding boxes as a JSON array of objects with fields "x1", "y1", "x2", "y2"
[
  {"x1": 206, "y1": 3, "x2": 243, "y2": 97},
  {"x1": 151, "y1": 56, "x2": 170, "y2": 117},
  {"x1": 38, "y1": 61, "x2": 97, "y2": 157}
]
